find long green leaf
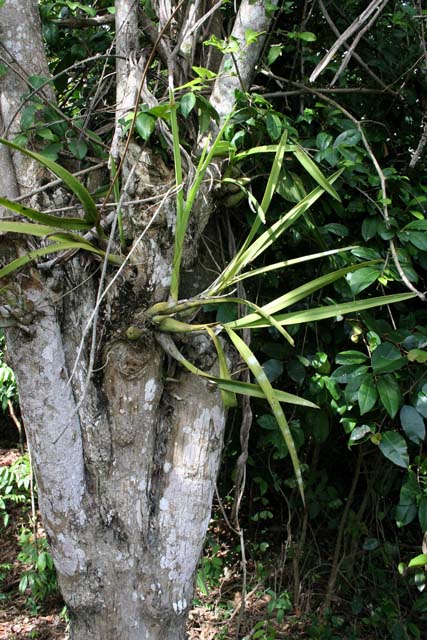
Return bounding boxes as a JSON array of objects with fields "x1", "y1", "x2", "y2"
[
  {"x1": 260, "y1": 130, "x2": 288, "y2": 215},
  {"x1": 294, "y1": 146, "x2": 341, "y2": 201},
  {"x1": 228, "y1": 246, "x2": 358, "y2": 285},
  {"x1": 214, "y1": 378, "x2": 319, "y2": 408},
  {"x1": 170, "y1": 113, "x2": 232, "y2": 301},
  {"x1": 0, "y1": 198, "x2": 93, "y2": 231},
  {"x1": 110, "y1": 156, "x2": 125, "y2": 249},
  {"x1": 233, "y1": 143, "x2": 297, "y2": 163},
  {"x1": 0, "y1": 220, "x2": 115, "y2": 249},
  {"x1": 226, "y1": 292, "x2": 417, "y2": 330},
  {"x1": 224, "y1": 326, "x2": 305, "y2": 503},
  {"x1": 206, "y1": 326, "x2": 237, "y2": 408},
  {"x1": 209, "y1": 169, "x2": 343, "y2": 294},
  {"x1": 245, "y1": 169, "x2": 343, "y2": 268},
  {"x1": 155, "y1": 332, "x2": 312, "y2": 409},
  {"x1": 0, "y1": 239, "x2": 122, "y2": 278},
  {"x1": 169, "y1": 89, "x2": 185, "y2": 301},
  {"x1": 0, "y1": 197, "x2": 93, "y2": 231},
  {"x1": 229, "y1": 261, "x2": 380, "y2": 328},
  {"x1": 0, "y1": 138, "x2": 98, "y2": 223},
  {"x1": 0, "y1": 221, "x2": 65, "y2": 237},
  {"x1": 0, "y1": 242, "x2": 81, "y2": 278}
]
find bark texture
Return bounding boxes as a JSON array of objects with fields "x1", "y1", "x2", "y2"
[{"x1": 0, "y1": 1, "x2": 275, "y2": 637}]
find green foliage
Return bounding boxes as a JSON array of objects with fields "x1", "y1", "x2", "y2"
[
  {"x1": 0, "y1": 452, "x2": 58, "y2": 609},
  {"x1": 0, "y1": 334, "x2": 17, "y2": 412},
  {"x1": 0, "y1": 454, "x2": 31, "y2": 529},
  {"x1": 17, "y1": 528, "x2": 58, "y2": 610}
]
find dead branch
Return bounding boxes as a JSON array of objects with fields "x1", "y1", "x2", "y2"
[
  {"x1": 317, "y1": 0, "x2": 397, "y2": 95},
  {"x1": 310, "y1": 0, "x2": 391, "y2": 83}
]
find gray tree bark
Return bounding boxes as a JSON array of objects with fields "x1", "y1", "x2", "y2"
[{"x1": 0, "y1": 1, "x2": 276, "y2": 637}]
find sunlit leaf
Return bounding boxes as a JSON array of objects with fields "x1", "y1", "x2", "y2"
[{"x1": 294, "y1": 146, "x2": 340, "y2": 201}]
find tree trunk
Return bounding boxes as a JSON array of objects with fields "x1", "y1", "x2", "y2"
[{"x1": 0, "y1": 1, "x2": 276, "y2": 637}]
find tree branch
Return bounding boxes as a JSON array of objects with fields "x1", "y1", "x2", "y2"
[
  {"x1": 310, "y1": 0, "x2": 391, "y2": 83},
  {"x1": 330, "y1": 0, "x2": 389, "y2": 86},
  {"x1": 53, "y1": 15, "x2": 115, "y2": 27},
  {"x1": 317, "y1": 0, "x2": 398, "y2": 96},
  {"x1": 210, "y1": 0, "x2": 279, "y2": 122}
]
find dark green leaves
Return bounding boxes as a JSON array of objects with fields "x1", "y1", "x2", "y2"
[
  {"x1": 377, "y1": 375, "x2": 402, "y2": 418},
  {"x1": 371, "y1": 343, "x2": 407, "y2": 374},
  {"x1": 266, "y1": 113, "x2": 282, "y2": 140},
  {"x1": 415, "y1": 385, "x2": 427, "y2": 418},
  {"x1": 379, "y1": 432, "x2": 409, "y2": 468},
  {"x1": 330, "y1": 364, "x2": 369, "y2": 383},
  {"x1": 68, "y1": 138, "x2": 88, "y2": 160},
  {"x1": 400, "y1": 406, "x2": 425, "y2": 445},
  {"x1": 358, "y1": 374, "x2": 377, "y2": 415}
]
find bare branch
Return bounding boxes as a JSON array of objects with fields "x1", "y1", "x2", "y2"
[
  {"x1": 53, "y1": 15, "x2": 115, "y2": 27},
  {"x1": 330, "y1": 0, "x2": 389, "y2": 86},
  {"x1": 310, "y1": 0, "x2": 390, "y2": 83},
  {"x1": 317, "y1": 0, "x2": 398, "y2": 96},
  {"x1": 409, "y1": 115, "x2": 427, "y2": 168}
]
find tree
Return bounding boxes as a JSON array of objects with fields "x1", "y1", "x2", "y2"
[{"x1": 0, "y1": 1, "x2": 423, "y2": 638}]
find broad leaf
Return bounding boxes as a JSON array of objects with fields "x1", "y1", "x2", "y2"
[
  {"x1": 331, "y1": 364, "x2": 369, "y2": 384},
  {"x1": 135, "y1": 113, "x2": 156, "y2": 141},
  {"x1": 372, "y1": 343, "x2": 407, "y2": 374},
  {"x1": 180, "y1": 92, "x2": 196, "y2": 117},
  {"x1": 347, "y1": 266, "x2": 379, "y2": 295},
  {"x1": 68, "y1": 138, "x2": 88, "y2": 160},
  {"x1": 336, "y1": 350, "x2": 368, "y2": 365},
  {"x1": 407, "y1": 349, "x2": 427, "y2": 364},
  {"x1": 377, "y1": 374, "x2": 402, "y2": 418},
  {"x1": 263, "y1": 359, "x2": 283, "y2": 383},
  {"x1": 379, "y1": 431, "x2": 409, "y2": 468},
  {"x1": 348, "y1": 424, "x2": 372, "y2": 445},
  {"x1": 396, "y1": 482, "x2": 417, "y2": 527},
  {"x1": 266, "y1": 113, "x2": 282, "y2": 141},
  {"x1": 400, "y1": 405, "x2": 426, "y2": 445},
  {"x1": 358, "y1": 374, "x2": 378, "y2": 415},
  {"x1": 415, "y1": 384, "x2": 427, "y2": 419},
  {"x1": 408, "y1": 554, "x2": 427, "y2": 568}
]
